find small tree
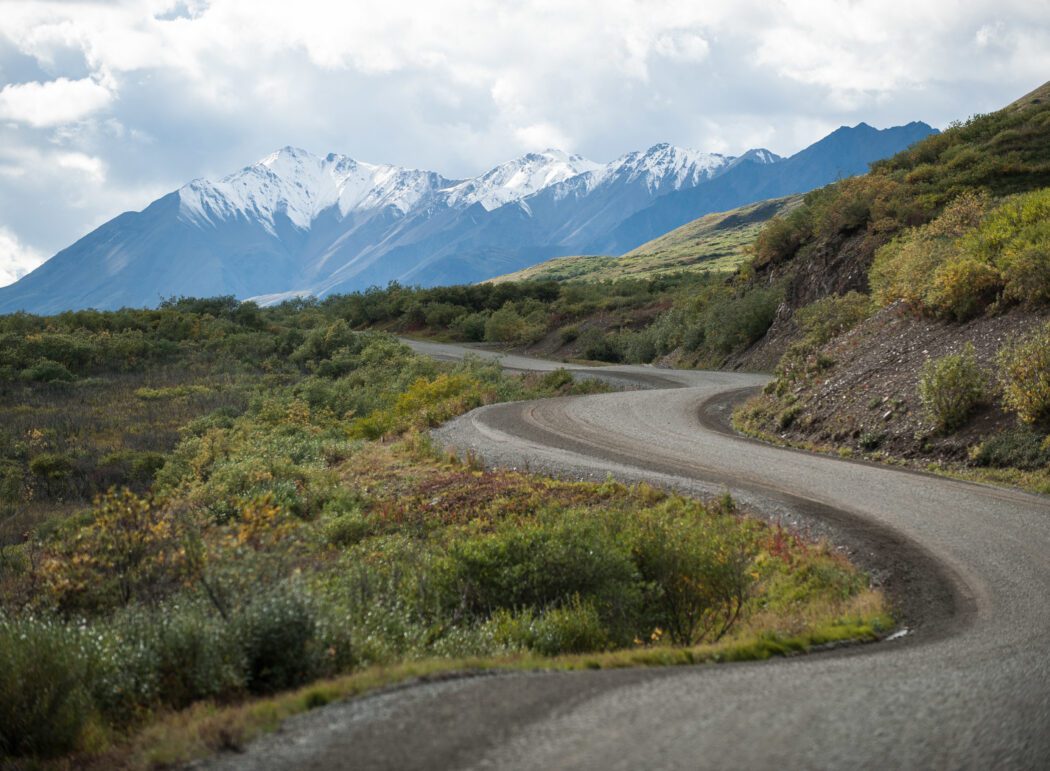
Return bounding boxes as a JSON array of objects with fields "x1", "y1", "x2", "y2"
[
  {"x1": 42, "y1": 489, "x2": 193, "y2": 611},
  {"x1": 918, "y1": 343, "x2": 986, "y2": 432}
]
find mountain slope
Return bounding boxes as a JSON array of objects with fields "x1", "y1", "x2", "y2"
[
  {"x1": 490, "y1": 195, "x2": 803, "y2": 283},
  {"x1": 0, "y1": 122, "x2": 934, "y2": 314},
  {"x1": 730, "y1": 80, "x2": 1050, "y2": 483},
  {"x1": 603, "y1": 121, "x2": 937, "y2": 254}
]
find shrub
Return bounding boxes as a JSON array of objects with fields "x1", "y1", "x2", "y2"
[
  {"x1": 323, "y1": 507, "x2": 378, "y2": 547},
  {"x1": 577, "y1": 329, "x2": 623, "y2": 362},
  {"x1": 441, "y1": 515, "x2": 640, "y2": 640},
  {"x1": 124, "y1": 605, "x2": 245, "y2": 709},
  {"x1": 969, "y1": 188, "x2": 1050, "y2": 307},
  {"x1": 29, "y1": 452, "x2": 76, "y2": 483},
  {"x1": 870, "y1": 192, "x2": 990, "y2": 311},
  {"x1": 452, "y1": 311, "x2": 489, "y2": 341},
  {"x1": 629, "y1": 502, "x2": 756, "y2": 645},
  {"x1": 29, "y1": 452, "x2": 79, "y2": 498},
  {"x1": 484, "y1": 305, "x2": 528, "y2": 344},
  {"x1": 917, "y1": 343, "x2": 986, "y2": 432},
  {"x1": 558, "y1": 325, "x2": 580, "y2": 344},
  {"x1": 752, "y1": 209, "x2": 810, "y2": 269},
  {"x1": 20, "y1": 358, "x2": 76, "y2": 383},
  {"x1": 423, "y1": 302, "x2": 466, "y2": 329},
  {"x1": 700, "y1": 286, "x2": 781, "y2": 357},
  {"x1": 0, "y1": 616, "x2": 94, "y2": 757},
  {"x1": 41, "y1": 489, "x2": 193, "y2": 611},
  {"x1": 998, "y1": 322, "x2": 1050, "y2": 427},
  {"x1": 352, "y1": 373, "x2": 485, "y2": 439},
  {"x1": 486, "y1": 596, "x2": 609, "y2": 656},
  {"x1": 924, "y1": 257, "x2": 1003, "y2": 321},
  {"x1": 794, "y1": 292, "x2": 872, "y2": 346},
  {"x1": 971, "y1": 428, "x2": 1050, "y2": 470},
  {"x1": 233, "y1": 584, "x2": 322, "y2": 693}
]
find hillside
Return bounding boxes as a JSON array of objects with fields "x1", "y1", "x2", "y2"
[
  {"x1": 491, "y1": 195, "x2": 802, "y2": 283},
  {"x1": 732, "y1": 79, "x2": 1050, "y2": 491}
]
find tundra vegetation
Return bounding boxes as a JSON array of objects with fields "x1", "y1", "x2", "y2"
[
  {"x1": 732, "y1": 91, "x2": 1050, "y2": 491},
  {"x1": 0, "y1": 299, "x2": 885, "y2": 766}
]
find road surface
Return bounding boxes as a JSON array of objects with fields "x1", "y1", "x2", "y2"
[{"x1": 202, "y1": 341, "x2": 1050, "y2": 770}]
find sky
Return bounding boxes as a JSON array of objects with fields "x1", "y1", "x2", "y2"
[{"x1": 0, "y1": 0, "x2": 1048, "y2": 286}]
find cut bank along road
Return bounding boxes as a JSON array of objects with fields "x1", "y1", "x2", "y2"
[{"x1": 204, "y1": 341, "x2": 1050, "y2": 770}]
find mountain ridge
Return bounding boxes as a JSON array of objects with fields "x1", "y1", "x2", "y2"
[{"x1": 0, "y1": 121, "x2": 936, "y2": 314}]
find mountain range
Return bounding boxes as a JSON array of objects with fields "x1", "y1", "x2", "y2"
[{"x1": 0, "y1": 121, "x2": 935, "y2": 314}]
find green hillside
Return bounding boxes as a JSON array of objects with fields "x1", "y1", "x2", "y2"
[
  {"x1": 491, "y1": 196, "x2": 801, "y2": 283},
  {"x1": 735, "y1": 79, "x2": 1050, "y2": 492}
]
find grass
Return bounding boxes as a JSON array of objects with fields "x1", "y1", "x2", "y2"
[
  {"x1": 491, "y1": 196, "x2": 801, "y2": 284},
  {"x1": 64, "y1": 589, "x2": 889, "y2": 771}
]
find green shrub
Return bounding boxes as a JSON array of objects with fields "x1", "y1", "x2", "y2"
[
  {"x1": 20, "y1": 358, "x2": 76, "y2": 383},
  {"x1": 486, "y1": 596, "x2": 609, "y2": 656},
  {"x1": 452, "y1": 311, "x2": 489, "y2": 341},
  {"x1": 484, "y1": 305, "x2": 534, "y2": 344},
  {"x1": 700, "y1": 286, "x2": 781, "y2": 357},
  {"x1": 629, "y1": 502, "x2": 756, "y2": 645},
  {"x1": 971, "y1": 428, "x2": 1050, "y2": 470},
  {"x1": 233, "y1": 584, "x2": 321, "y2": 693},
  {"x1": 29, "y1": 451, "x2": 78, "y2": 497},
  {"x1": 441, "y1": 514, "x2": 640, "y2": 639},
  {"x1": 0, "y1": 616, "x2": 94, "y2": 757},
  {"x1": 752, "y1": 209, "x2": 810, "y2": 268},
  {"x1": 423, "y1": 302, "x2": 466, "y2": 329},
  {"x1": 124, "y1": 605, "x2": 245, "y2": 710},
  {"x1": 794, "y1": 292, "x2": 872, "y2": 346},
  {"x1": 323, "y1": 507, "x2": 378, "y2": 547},
  {"x1": 918, "y1": 343, "x2": 987, "y2": 432},
  {"x1": 0, "y1": 459, "x2": 23, "y2": 502},
  {"x1": 98, "y1": 450, "x2": 167, "y2": 486},
  {"x1": 998, "y1": 322, "x2": 1050, "y2": 427},
  {"x1": 969, "y1": 188, "x2": 1050, "y2": 307},
  {"x1": 925, "y1": 257, "x2": 1003, "y2": 321},
  {"x1": 577, "y1": 329, "x2": 623, "y2": 362},
  {"x1": 558, "y1": 325, "x2": 580, "y2": 344},
  {"x1": 870, "y1": 192, "x2": 990, "y2": 312}
]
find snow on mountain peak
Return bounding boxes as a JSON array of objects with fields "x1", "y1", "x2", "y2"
[
  {"x1": 178, "y1": 148, "x2": 449, "y2": 233},
  {"x1": 442, "y1": 148, "x2": 602, "y2": 210},
  {"x1": 176, "y1": 141, "x2": 758, "y2": 233}
]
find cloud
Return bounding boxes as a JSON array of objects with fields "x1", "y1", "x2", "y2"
[
  {"x1": 0, "y1": 0, "x2": 1047, "y2": 284},
  {"x1": 55, "y1": 151, "x2": 106, "y2": 181},
  {"x1": 0, "y1": 76, "x2": 113, "y2": 127},
  {"x1": 0, "y1": 227, "x2": 45, "y2": 287}
]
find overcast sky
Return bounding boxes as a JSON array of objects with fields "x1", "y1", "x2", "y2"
[{"x1": 1, "y1": 0, "x2": 1048, "y2": 286}]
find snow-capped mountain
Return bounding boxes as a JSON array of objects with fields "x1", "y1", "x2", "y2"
[
  {"x1": 442, "y1": 149, "x2": 601, "y2": 210},
  {"x1": 179, "y1": 147, "x2": 456, "y2": 232},
  {"x1": 0, "y1": 122, "x2": 936, "y2": 314}
]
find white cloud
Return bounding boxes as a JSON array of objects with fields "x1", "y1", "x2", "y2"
[
  {"x1": 55, "y1": 152, "x2": 106, "y2": 182},
  {"x1": 0, "y1": 227, "x2": 45, "y2": 287},
  {"x1": 0, "y1": 77, "x2": 113, "y2": 127},
  {"x1": 0, "y1": 0, "x2": 1047, "y2": 268}
]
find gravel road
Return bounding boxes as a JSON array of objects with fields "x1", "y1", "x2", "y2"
[{"x1": 200, "y1": 341, "x2": 1050, "y2": 770}]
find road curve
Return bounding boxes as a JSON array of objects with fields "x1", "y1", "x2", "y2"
[{"x1": 204, "y1": 341, "x2": 1050, "y2": 770}]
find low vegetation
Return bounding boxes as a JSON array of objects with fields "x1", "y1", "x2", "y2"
[
  {"x1": 733, "y1": 84, "x2": 1050, "y2": 490},
  {"x1": 918, "y1": 344, "x2": 987, "y2": 433},
  {"x1": 317, "y1": 271, "x2": 782, "y2": 368},
  {"x1": 0, "y1": 301, "x2": 885, "y2": 766},
  {"x1": 494, "y1": 196, "x2": 800, "y2": 284}
]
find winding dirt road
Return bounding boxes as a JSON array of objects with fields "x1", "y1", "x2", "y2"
[{"x1": 204, "y1": 342, "x2": 1050, "y2": 770}]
